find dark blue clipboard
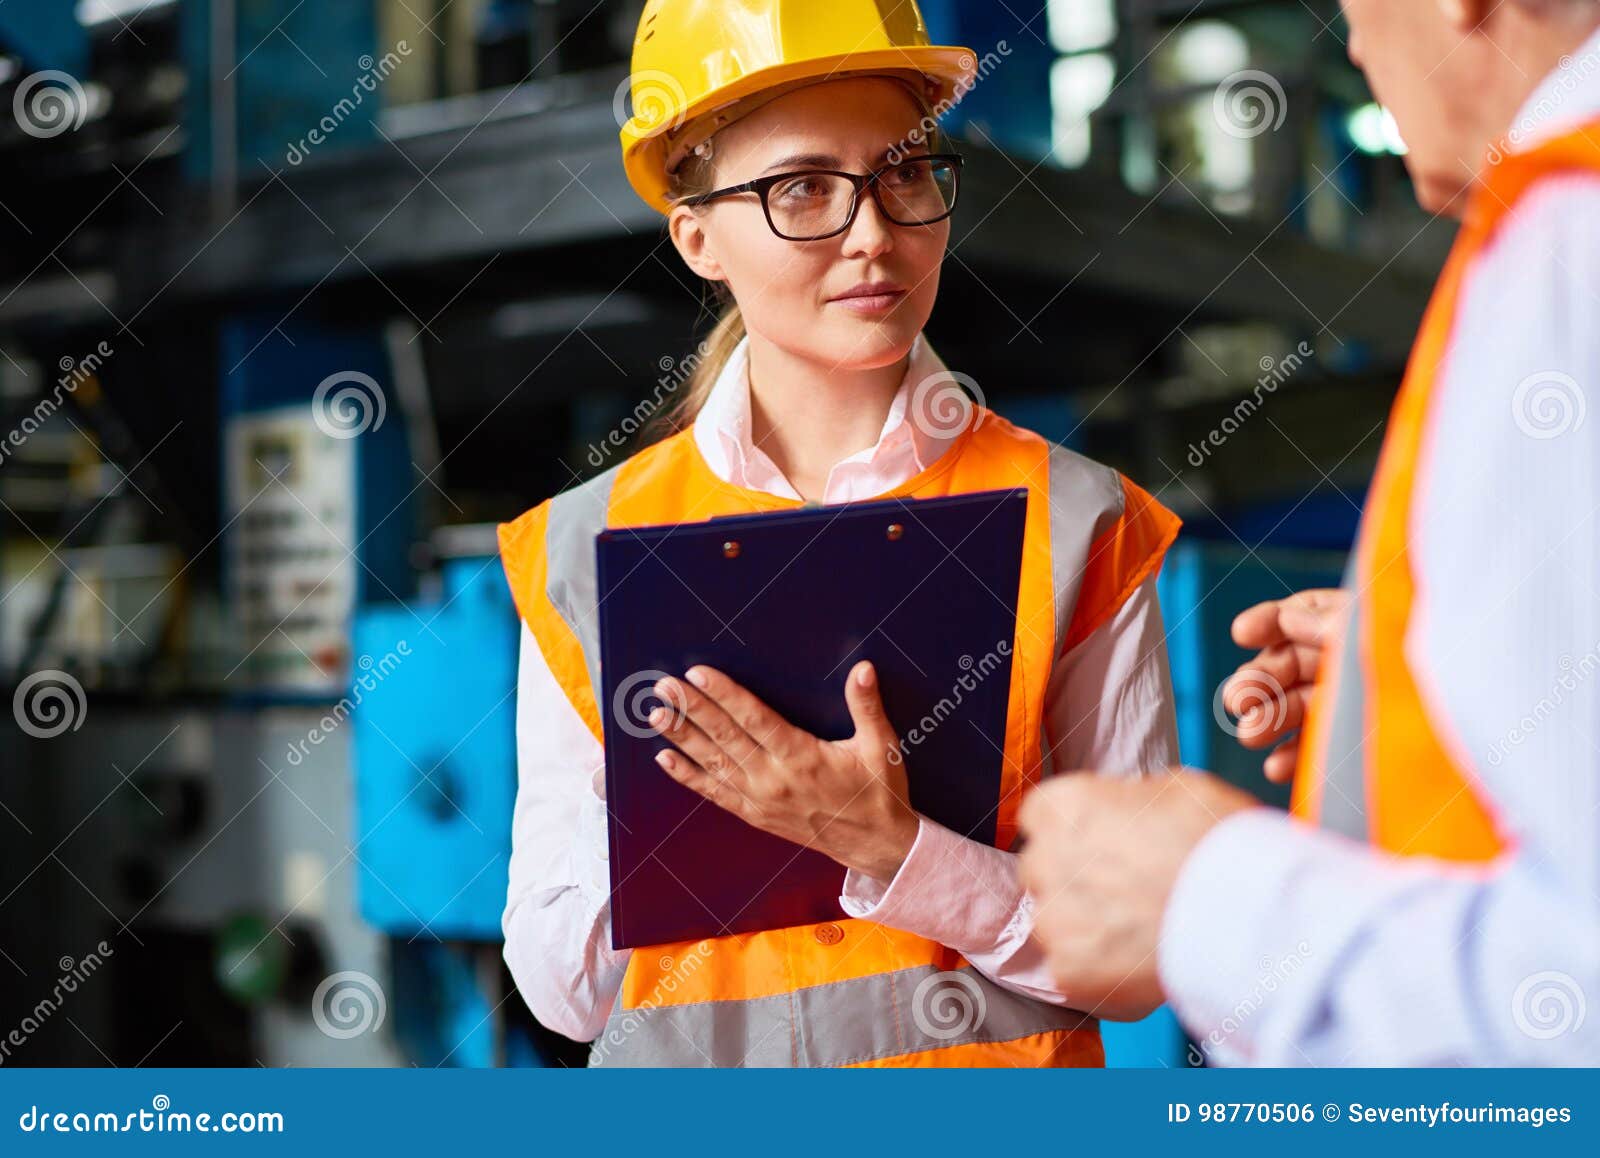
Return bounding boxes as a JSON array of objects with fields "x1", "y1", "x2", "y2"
[{"x1": 596, "y1": 487, "x2": 1028, "y2": 949}]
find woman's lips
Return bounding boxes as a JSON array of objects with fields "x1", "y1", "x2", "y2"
[{"x1": 829, "y1": 285, "x2": 907, "y2": 314}]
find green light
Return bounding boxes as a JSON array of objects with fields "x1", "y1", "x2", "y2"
[{"x1": 1348, "y1": 103, "x2": 1408, "y2": 156}]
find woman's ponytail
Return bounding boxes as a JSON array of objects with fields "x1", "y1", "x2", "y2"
[{"x1": 642, "y1": 293, "x2": 744, "y2": 445}]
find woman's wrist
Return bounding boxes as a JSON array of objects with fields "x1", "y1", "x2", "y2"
[{"x1": 842, "y1": 808, "x2": 921, "y2": 884}]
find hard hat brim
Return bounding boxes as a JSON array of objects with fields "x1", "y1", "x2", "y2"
[{"x1": 621, "y1": 45, "x2": 979, "y2": 215}]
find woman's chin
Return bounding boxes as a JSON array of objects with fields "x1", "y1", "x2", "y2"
[{"x1": 816, "y1": 314, "x2": 923, "y2": 367}]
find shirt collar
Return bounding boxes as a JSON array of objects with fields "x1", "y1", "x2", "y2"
[
  {"x1": 693, "y1": 331, "x2": 964, "y2": 486},
  {"x1": 1506, "y1": 24, "x2": 1600, "y2": 153}
]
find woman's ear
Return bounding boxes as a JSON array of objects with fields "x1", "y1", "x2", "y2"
[{"x1": 668, "y1": 205, "x2": 726, "y2": 282}]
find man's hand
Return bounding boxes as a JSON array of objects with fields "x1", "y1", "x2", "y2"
[
  {"x1": 1017, "y1": 771, "x2": 1259, "y2": 1021},
  {"x1": 1224, "y1": 588, "x2": 1351, "y2": 783}
]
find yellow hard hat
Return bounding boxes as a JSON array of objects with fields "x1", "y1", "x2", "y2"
[{"x1": 619, "y1": 0, "x2": 977, "y2": 214}]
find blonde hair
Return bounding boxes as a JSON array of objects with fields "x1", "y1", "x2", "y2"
[{"x1": 638, "y1": 82, "x2": 944, "y2": 447}]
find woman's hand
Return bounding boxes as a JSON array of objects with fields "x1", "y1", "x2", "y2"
[
  {"x1": 1223, "y1": 588, "x2": 1352, "y2": 783},
  {"x1": 646, "y1": 661, "x2": 920, "y2": 883}
]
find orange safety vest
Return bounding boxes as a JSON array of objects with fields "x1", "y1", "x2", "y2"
[
  {"x1": 1292, "y1": 123, "x2": 1600, "y2": 859},
  {"x1": 499, "y1": 404, "x2": 1179, "y2": 1067}
]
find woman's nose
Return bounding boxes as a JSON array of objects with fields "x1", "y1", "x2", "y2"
[{"x1": 841, "y1": 187, "x2": 896, "y2": 258}]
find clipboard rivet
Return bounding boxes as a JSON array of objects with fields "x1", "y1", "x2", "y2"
[
  {"x1": 722, "y1": 540, "x2": 741, "y2": 559},
  {"x1": 886, "y1": 523, "x2": 904, "y2": 541}
]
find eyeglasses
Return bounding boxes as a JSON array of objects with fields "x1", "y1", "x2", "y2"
[{"x1": 681, "y1": 153, "x2": 964, "y2": 242}]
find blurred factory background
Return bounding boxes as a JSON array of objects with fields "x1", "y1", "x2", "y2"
[{"x1": 0, "y1": 0, "x2": 1445, "y2": 1068}]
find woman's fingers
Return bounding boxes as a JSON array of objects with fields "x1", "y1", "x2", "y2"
[
  {"x1": 654, "y1": 746, "x2": 751, "y2": 818},
  {"x1": 683, "y1": 666, "x2": 804, "y2": 760},
  {"x1": 651, "y1": 707, "x2": 758, "y2": 800},
  {"x1": 654, "y1": 673, "x2": 766, "y2": 773}
]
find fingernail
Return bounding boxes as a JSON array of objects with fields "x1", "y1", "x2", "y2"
[
  {"x1": 648, "y1": 707, "x2": 665, "y2": 727},
  {"x1": 655, "y1": 750, "x2": 674, "y2": 771},
  {"x1": 685, "y1": 668, "x2": 708, "y2": 689},
  {"x1": 857, "y1": 662, "x2": 874, "y2": 688}
]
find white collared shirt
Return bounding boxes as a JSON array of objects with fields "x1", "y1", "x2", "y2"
[
  {"x1": 504, "y1": 332, "x2": 1179, "y2": 1044},
  {"x1": 1158, "y1": 26, "x2": 1600, "y2": 1066},
  {"x1": 692, "y1": 332, "x2": 962, "y2": 503}
]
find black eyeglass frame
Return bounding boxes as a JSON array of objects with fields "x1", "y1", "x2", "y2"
[{"x1": 679, "y1": 152, "x2": 965, "y2": 241}]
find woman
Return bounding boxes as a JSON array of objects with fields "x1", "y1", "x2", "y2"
[{"x1": 499, "y1": 0, "x2": 1182, "y2": 1068}]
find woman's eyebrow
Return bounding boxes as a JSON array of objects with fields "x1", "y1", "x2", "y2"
[
  {"x1": 759, "y1": 152, "x2": 840, "y2": 174},
  {"x1": 757, "y1": 147, "x2": 911, "y2": 175}
]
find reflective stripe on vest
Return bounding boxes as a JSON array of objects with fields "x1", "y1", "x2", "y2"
[
  {"x1": 543, "y1": 466, "x2": 617, "y2": 721},
  {"x1": 587, "y1": 963, "x2": 1096, "y2": 1068},
  {"x1": 499, "y1": 407, "x2": 1180, "y2": 1067},
  {"x1": 1292, "y1": 124, "x2": 1600, "y2": 859},
  {"x1": 1307, "y1": 557, "x2": 1370, "y2": 843}
]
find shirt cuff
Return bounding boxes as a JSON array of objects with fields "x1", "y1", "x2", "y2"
[
  {"x1": 1158, "y1": 806, "x2": 1379, "y2": 1065},
  {"x1": 575, "y1": 786, "x2": 612, "y2": 903},
  {"x1": 839, "y1": 816, "x2": 1024, "y2": 955}
]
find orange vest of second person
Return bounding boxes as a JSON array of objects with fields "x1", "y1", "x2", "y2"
[
  {"x1": 499, "y1": 407, "x2": 1180, "y2": 1067},
  {"x1": 1291, "y1": 123, "x2": 1600, "y2": 861}
]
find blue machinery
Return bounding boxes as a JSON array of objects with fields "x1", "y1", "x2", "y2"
[
  {"x1": 351, "y1": 558, "x2": 516, "y2": 941},
  {"x1": 1097, "y1": 538, "x2": 1345, "y2": 1067}
]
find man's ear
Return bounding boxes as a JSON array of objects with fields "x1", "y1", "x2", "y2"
[
  {"x1": 1435, "y1": 0, "x2": 1490, "y2": 32},
  {"x1": 668, "y1": 206, "x2": 725, "y2": 282}
]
